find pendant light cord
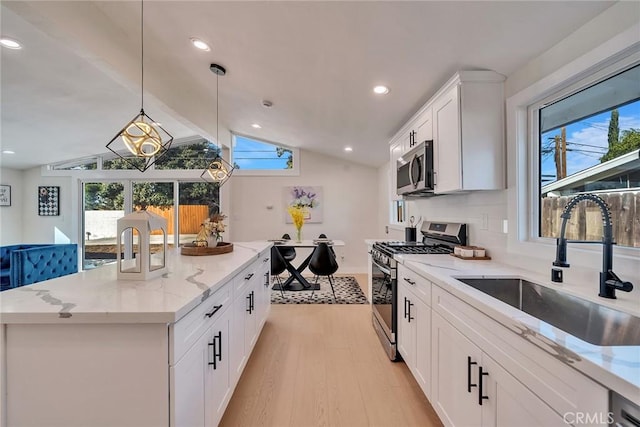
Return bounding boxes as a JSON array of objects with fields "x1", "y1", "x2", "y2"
[
  {"x1": 216, "y1": 72, "x2": 219, "y2": 152},
  {"x1": 140, "y1": 0, "x2": 144, "y2": 112}
]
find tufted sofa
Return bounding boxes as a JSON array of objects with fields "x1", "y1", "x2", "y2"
[{"x1": 0, "y1": 244, "x2": 78, "y2": 291}]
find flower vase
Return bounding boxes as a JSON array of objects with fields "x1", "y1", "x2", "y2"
[
  {"x1": 295, "y1": 228, "x2": 302, "y2": 243},
  {"x1": 207, "y1": 235, "x2": 219, "y2": 248}
]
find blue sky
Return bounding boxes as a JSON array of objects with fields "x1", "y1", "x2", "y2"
[
  {"x1": 232, "y1": 135, "x2": 290, "y2": 169},
  {"x1": 540, "y1": 100, "x2": 640, "y2": 184}
]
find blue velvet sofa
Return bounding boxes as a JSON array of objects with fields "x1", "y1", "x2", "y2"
[{"x1": 0, "y1": 244, "x2": 78, "y2": 291}]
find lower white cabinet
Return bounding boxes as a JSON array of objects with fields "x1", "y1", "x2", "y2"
[
  {"x1": 431, "y1": 311, "x2": 564, "y2": 427},
  {"x1": 395, "y1": 264, "x2": 609, "y2": 427},
  {"x1": 172, "y1": 307, "x2": 231, "y2": 427},
  {"x1": 397, "y1": 270, "x2": 431, "y2": 398}
]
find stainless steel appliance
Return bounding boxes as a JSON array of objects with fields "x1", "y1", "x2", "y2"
[
  {"x1": 611, "y1": 391, "x2": 640, "y2": 427},
  {"x1": 396, "y1": 140, "x2": 435, "y2": 196},
  {"x1": 370, "y1": 221, "x2": 467, "y2": 360}
]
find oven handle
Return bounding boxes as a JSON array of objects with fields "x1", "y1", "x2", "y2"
[{"x1": 371, "y1": 258, "x2": 392, "y2": 276}]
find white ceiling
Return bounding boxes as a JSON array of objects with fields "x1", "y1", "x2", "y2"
[{"x1": 0, "y1": 1, "x2": 614, "y2": 170}]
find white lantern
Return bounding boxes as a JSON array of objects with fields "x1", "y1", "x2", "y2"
[{"x1": 116, "y1": 210, "x2": 167, "y2": 280}]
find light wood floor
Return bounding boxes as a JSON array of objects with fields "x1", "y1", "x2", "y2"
[{"x1": 220, "y1": 275, "x2": 443, "y2": 427}]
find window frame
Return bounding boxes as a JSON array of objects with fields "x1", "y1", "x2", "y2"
[
  {"x1": 507, "y1": 33, "x2": 640, "y2": 268},
  {"x1": 230, "y1": 132, "x2": 300, "y2": 176}
]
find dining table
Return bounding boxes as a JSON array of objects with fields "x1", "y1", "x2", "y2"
[{"x1": 270, "y1": 239, "x2": 345, "y2": 291}]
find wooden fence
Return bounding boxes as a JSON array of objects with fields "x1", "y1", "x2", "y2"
[
  {"x1": 146, "y1": 205, "x2": 209, "y2": 234},
  {"x1": 541, "y1": 192, "x2": 640, "y2": 247}
]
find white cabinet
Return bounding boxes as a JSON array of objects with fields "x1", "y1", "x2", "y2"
[
  {"x1": 414, "y1": 107, "x2": 433, "y2": 146},
  {"x1": 172, "y1": 306, "x2": 232, "y2": 427},
  {"x1": 429, "y1": 283, "x2": 608, "y2": 427},
  {"x1": 432, "y1": 71, "x2": 505, "y2": 193},
  {"x1": 431, "y1": 311, "x2": 565, "y2": 427},
  {"x1": 390, "y1": 139, "x2": 403, "y2": 199},
  {"x1": 397, "y1": 265, "x2": 431, "y2": 399},
  {"x1": 230, "y1": 253, "x2": 270, "y2": 385}
]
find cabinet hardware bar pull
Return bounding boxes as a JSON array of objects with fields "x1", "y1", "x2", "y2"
[
  {"x1": 403, "y1": 277, "x2": 416, "y2": 285},
  {"x1": 208, "y1": 339, "x2": 217, "y2": 368},
  {"x1": 251, "y1": 291, "x2": 255, "y2": 312},
  {"x1": 407, "y1": 300, "x2": 414, "y2": 322},
  {"x1": 478, "y1": 366, "x2": 489, "y2": 405},
  {"x1": 215, "y1": 331, "x2": 222, "y2": 364},
  {"x1": 244, "y1": 273, "x2": 254, "y2": 280},
  {"x1": 467, "y1": 356, "x2": 477, "y2": 392},
  {"x1": 205, "y1": 304, "x2": 223, "y2": 318},
  {"x1": 246, "y1": 294, "x2": 252, "y2": 313},
  {"x1": 264, "y1": 272, "x2": 269, "y2": 287},
  {"x1": 263, "y1": 257, "x2": 269, "y2": 263},
  {"x1": 403, "y1": 297, "x2": 408, "y2": 319}
]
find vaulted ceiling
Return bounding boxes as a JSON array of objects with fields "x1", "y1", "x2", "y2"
[{"x1": 0, "y1": 1, "x2": 613, "y2": 170}]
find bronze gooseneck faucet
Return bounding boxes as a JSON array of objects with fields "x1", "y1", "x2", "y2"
[{"x1": 552, "y1": 193, "x2": 633, "y2": 299}]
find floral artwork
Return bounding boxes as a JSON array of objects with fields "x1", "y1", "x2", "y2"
[{"x1": 284, "y1": 186, "x2": 323, "y2": 223}]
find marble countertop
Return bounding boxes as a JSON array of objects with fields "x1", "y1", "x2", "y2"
[
  {"x1": 396, "y1": 253, "x2": 640, "y2": 405},
  {"x1": 0, "y1": 241, "x2": 271, "y2": 325}
]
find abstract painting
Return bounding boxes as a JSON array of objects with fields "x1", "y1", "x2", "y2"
[{"x1": 38, "y1": 186, "x2": 60, "y2": 216}]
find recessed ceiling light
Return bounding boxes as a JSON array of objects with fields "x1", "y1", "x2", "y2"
[
  {"x1": 251, "y1": 123, "x2": 262, "y2": 129},
  {"x1": 190, "y1": 37, "x2": 210, "y2": 51},
  {"x1": 373, "y1": 85, "x2": 389, "y2": 95},
  {"x1": 2, "y1": 150, "x2": 15, "y2": 154},
  {"x1": 0, "y1": 38, "x2": 22, "y2": 49},
  {"x1": 344, "y1": 146, "x2": 353, "y2": 152}
]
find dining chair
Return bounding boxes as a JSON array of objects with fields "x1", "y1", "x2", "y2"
[
  {"x1": 308, "y1": 242, "x2": 339, "y2": 300},
  {"x1": 279, "y1": 233, "x2": 297, "y2": 262},
  {"x1": 270, "y1": 246, "x2": 287, "y2": 298}
]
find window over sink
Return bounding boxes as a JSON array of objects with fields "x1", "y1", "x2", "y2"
[{"x1": 533, "y1": 63, "x2": 640, "y2": 248}]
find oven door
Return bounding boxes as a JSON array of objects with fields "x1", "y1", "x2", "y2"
[{"x1": 371, "y1": 257, "x2": 398, "y2": 359}]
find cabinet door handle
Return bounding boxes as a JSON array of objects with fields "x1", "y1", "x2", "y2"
[
  {"x1": 251, "y1": 291, "x2": 255, "y2": 312},
  {"x1": 407, "y1": 300, "x2": 414, "y2": 323},
  {"x1": 245, "y1": 273, "x2": 254, "y2": 281},
  {"x1": 263, "y1": 257, "x2": 269, "y2": 263},
  {"x1": 264, "y1": 272, "x2": 270, "y2": 287},
  {"x1": 403, "y1": 277, "x2": 416, "y2": 285},
  {"x1": 205, "y1": 304, "x2": 223, "y2": 318},
  {"x1": 467, "y1": 356, "x2": 477, "y2": 393},
  {"x1": 246, "y1": 294, "x2": 252, "y2": 314},
  {"x1": 208, "y1": 338, "x2": 217, "y2": 369},
  {"x1": 403, "y1": 297, "x2": 408, "y2": 319},
  {"x1": 215, "y1": 331, "x2": 222, "y2": 365},
  {"x1": 478, "y1": 366, "x2": 489, "y2": 405},
  {"x1": 433, "y1": 170, "x2": 437, "y2": 186}
]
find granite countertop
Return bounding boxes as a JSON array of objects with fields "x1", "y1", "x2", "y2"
[
  {"x1": 0, "y1": 241, "x2": 271, "y2": 325},
  {"x1": 396, "y1": 253, "x2": 640, "y2": 406}
]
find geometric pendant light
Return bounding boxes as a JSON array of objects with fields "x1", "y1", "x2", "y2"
[
  {"x1": 201, "y1": 63, "x2": 235, "y2": 186},
  {"x1": 106, "y1": 0, "x2": 173, "y2": 172}
]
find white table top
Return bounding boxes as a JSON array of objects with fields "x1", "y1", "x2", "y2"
[
  {"x1": 271, "y1": 239, "x2": 345, "y2": 248},
  {"x1": 0, "y1": 241, "x2": 271, "y2": 325}
]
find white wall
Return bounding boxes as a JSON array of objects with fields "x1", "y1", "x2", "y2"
[
  {"x1": 229, "y1": 149, "x2": 379, "y2": 274},
  {"x1": 0, "y1": 167, "x2": 24, "y2": 245},
  {"x1": 378, "y1": 1, "x2": 639, "y2": 291},
  {"x1": 22, "y1": 168, "x2": 75, "y2": 244}
]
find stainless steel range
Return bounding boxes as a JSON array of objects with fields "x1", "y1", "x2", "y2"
[{"x1": 370, "y1": 221, "x2": 467, "y2": 360}]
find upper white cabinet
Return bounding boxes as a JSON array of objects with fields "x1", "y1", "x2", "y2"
[
  {"x1": 389, "y1": 70, "x2": 504, "y2": 195},
  {"x1": 432, "y1": 71, "x2": 505, "y2": 193}
]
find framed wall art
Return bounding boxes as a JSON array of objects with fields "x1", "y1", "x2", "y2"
[
  {"x1": 283, "y1": 185, "x2": 323, "y2": 223},
  {"x1": 38, "y1": 186, "x2": 60, "y2": 216},
  {"x1": 0, "y1": 185, "x2": 10, "y2": 206}
]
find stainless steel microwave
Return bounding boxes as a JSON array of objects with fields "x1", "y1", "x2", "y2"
[{"x1": 396, "y1": 140, "x2": 435, "y2": 196}]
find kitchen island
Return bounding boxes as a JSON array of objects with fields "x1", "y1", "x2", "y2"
[{"x1": 0, "y1": 241, "x2": 272, "y2": 427}]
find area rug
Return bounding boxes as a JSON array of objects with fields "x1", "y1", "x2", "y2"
[{"x1": 271, "y1": 276, "x2": 368, "y2": 305}]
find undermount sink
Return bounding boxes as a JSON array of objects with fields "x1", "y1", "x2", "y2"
[{"x1": 454, "y1": 277, "x2": 640, "y2": 347}]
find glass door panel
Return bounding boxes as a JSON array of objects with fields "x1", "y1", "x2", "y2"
[
  {"x1": 83, "y1": 182, "x2": 125, "y2": 270},
  {"x1": 132, "y1": 181, "x2": 175, "y2": 251},
  {"x1": 178, "y1": 182, "x2": 219, "y2": 246}
]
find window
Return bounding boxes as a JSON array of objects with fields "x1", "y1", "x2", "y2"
[
  {"x1": 536, "y1": 64, "x2": 640, "y2": 248},
  {"x1": 231, "y1": 134, "x2": 298, "y2": 174}
]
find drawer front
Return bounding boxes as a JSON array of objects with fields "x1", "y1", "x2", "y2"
[
  {"x1": 170, "y1": 284, "x2": 231, "y2": 365},
  {"x1": 234, "y1": 262, "x2": 259, "y2": 298},
  {"x1": 398, "y1": 265, "x2": 431, "y2": 306}
]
